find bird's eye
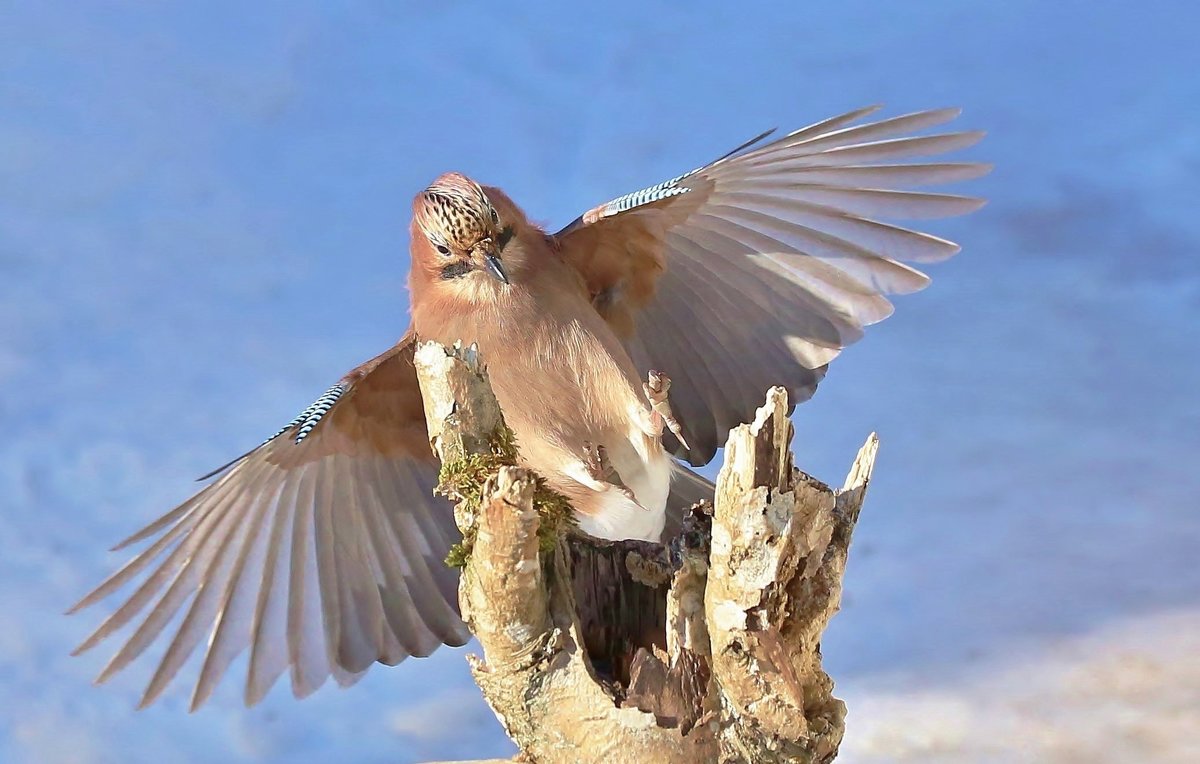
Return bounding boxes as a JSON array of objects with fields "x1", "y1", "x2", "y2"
[
  {"x1": 435, "y1": 244, "x2": 451, "y2": 256},
  {"x1": 490, "y1": 207, "x2": 499, "y2": 225}
]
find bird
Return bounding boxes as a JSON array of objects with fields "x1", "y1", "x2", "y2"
[{"x1": 69, "y1": 104, "x2": 989, "y2": 711}]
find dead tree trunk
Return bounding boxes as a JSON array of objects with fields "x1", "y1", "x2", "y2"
[{"x1": 413, "y1": 342, "x2": 878, "y2": 764}]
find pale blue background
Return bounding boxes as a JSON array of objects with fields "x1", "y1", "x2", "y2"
[{"x1": 2, "y1": 2, "x2": 1198, "y2": 762}]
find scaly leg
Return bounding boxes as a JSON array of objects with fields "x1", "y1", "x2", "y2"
[{"x1": 643, "y1": 370, "x2": 689, "y2": 450}]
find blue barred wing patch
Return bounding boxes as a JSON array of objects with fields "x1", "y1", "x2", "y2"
[
  {"x1": 555, "y1": 128, "x2": 776, "y2": 236},
  {"x1": 596, "y1": 173, "x2": 694, "y2": 218},
  {"x1": 262, "y1": 383, "x2": 347, "y2": 446}
]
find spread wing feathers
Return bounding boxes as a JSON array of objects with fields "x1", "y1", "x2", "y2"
[
  {"x1": 556, "y1": 105, "x2": 989, "y2": 465},
  {"x1": 68, "y1": 338, "x2": 468, "y2": 710}
]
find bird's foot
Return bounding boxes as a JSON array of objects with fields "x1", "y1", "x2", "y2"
[
  {"x1": 643, "y1": 370, "x2": 689, "y2": 450},
  {"x1": 582, "y1": 442, "x2": 636, "y2": 501},
  {"x1": 582, "y1": 441, "x2": 611, "y2": 482}
]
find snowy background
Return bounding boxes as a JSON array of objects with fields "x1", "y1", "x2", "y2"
[{"x1": 2, "y1": 2, "x2": 1198, "y2": 762}]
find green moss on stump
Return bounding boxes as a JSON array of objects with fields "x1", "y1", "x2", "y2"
[{"x1": 439, "y1": 424, "x2": 575, "y2": 568}]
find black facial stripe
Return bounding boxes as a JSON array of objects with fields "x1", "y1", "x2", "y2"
[
  {"x1": 440, "y1": 261, "x2": 475, "y2": 280},
  {"x1": 498, "y1": 225, "x2": 514, "y2": 251}
]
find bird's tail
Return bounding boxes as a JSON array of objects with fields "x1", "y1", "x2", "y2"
[{"x1": 664, "y1": 462, "x2": 715, "y2": 539}]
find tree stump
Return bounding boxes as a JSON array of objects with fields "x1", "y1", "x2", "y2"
[{"x1": 414, "y1": 342, "x2": 878, "y2": 764}]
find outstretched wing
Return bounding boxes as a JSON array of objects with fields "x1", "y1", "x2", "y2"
[
  {"x1": 556, "y1": 105, "x2": 990, "y2": 465},
  {"x1": 69, "y1": 335, "x2": 468, "y2": 710}
]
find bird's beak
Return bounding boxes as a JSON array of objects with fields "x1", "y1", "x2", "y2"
[
  {"x1": 471, "y1": 238, "x2": 510, "y2": 284},
  {"x1": 483, "y1": 252, "x2": 509, "y2": 284}
]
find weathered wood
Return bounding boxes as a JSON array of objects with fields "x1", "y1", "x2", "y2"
[
  {"x1": 706, "y1": 388, "x2": 876, "y2": 763},
  {"x1": 414, "y1": 341, "x2": 505, "y2": 466},
  {"x1": 414, "y1": 344, "x2": 878, "y2": 764},
  {"x1": 568, "y1": 533, "x2": 671, "y2": 684}
]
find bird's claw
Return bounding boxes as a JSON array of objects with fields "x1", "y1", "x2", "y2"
[
  {"x1": 644, "y1": 370, "x2": 689, "y2": 450},
  {"x1": 583, "y1": 442, "x2": 614, "y2": 483},
  {"x1": 582, "y1": 441, "x2": 636, "y2": 499}
]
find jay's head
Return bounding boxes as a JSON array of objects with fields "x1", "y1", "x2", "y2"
[{"x1": 411, "y1": 173, "x2": 526, "y2": 290}]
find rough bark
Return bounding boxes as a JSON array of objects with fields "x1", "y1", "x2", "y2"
[{"x1": 413, "y1": 342, "x2": 878, "y2": 764}]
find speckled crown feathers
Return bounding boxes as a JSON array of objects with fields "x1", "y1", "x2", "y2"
[{"x1": 415, "y1": 172, "x2": 497, "y2": 249}]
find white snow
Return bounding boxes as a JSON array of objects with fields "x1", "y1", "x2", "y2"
[{"x1": 1, "y1": 1, "x2": 1197, "y2": 762}]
